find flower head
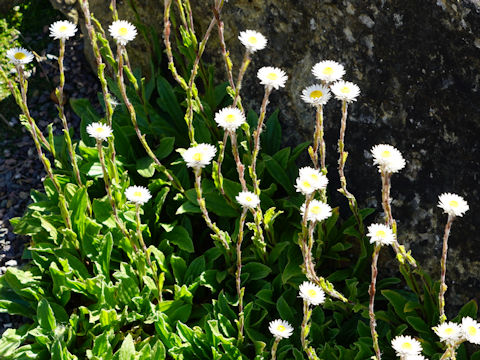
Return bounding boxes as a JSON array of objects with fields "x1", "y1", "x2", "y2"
[
  {"x1": 405, "y1": 356, "x2": 427, "y2": 360},
  {"x1": 301, "y1": 200, "x2": 332, "y2": 223},
  {"x1": 367, "y1": 223, "x2": 395, "y2": 246},
  {"x1": 86, "y1": 122, "x2": 113, "y2": 141},
  {"x1": 257, "y1": 66, "x2": 288, "y2": 90},
  {"x1": 214, "y1": 107, "x2": 246, "y2": 132},
  {"x1": 312, "y1": 60, "x2": 345, "y2": 83},
  {"x1": 371, "y1": 144, "x2": 406, "y2": 173},
  {"x1": 331, "y1": 80, "x2": 360, "y2": 102},
  {"x1": 299, "y1": 281, "x2": 326, "y2": 306},
  {"x1": 461, "y1": 317, "x2": 480, "y2": 344},
  {"x1": 236, "y1": 191, "x2": 260, "y2": 209},
  {"x1": 391, "y1": 335, "x2": 422, "y2": 357},
  {"x1": 268, "y1": 319, "x2": 293, "y2": 339},
  {"x1": 125, "y1": 185, "x2": 152, "y2": 205},
  {"x1": 238, "y1": 30, "x2": 267, "y2": 53},
  {"x1": 182, "y1": 143, "x2": 217, "y2": 169},
  {"x1": 49, "y1": 20, "x2": 77, "y2": 40},
  {"x1": 6, "y1": 47, "x2": 34, "y2": 65},
  {"x1": 433, "y1": 321, "x2": 462, "y2": 345},
  {"x1": 301, "y1": 84, "x2": 331, "y2": 106},
  {"x1": 298, "y1": 167, "x2": 328, "y2": 190},
  {"x1": 109, "y1": 20, "x2": 137, "y2": 45},
  {"x1": 438, "y1": 193, "x2": 469, "y2": 217}
]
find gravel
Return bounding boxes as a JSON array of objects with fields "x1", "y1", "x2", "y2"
[{"x1": 0, "y1": 28, "x2": 100, "y2": 334}]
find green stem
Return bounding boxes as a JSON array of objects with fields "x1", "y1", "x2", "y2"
[
  {"x1": 271, "y1": 338, "x2": 280, "y2": 360},
  {"x1": 233, "y1": 51, "x2": 251, "y2": 110},
  {"x1": 369, "y1": 244, "x2": 382, "y2": 360},
  {"x1": 236, "y1": 208, "x2": 248, "y2": 343},
  {"x1": 439, "y1": 214, "x2": 455, "y2": 323}
]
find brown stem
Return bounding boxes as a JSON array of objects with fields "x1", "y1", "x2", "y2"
[
  {"x1": 439, "y1": 214, "x2": 455, "y2": 323},
  {"x1": 230, "y1": 132, "x2": 248, "y2": 191},
  {"x1": 236, "y1": 208, "x2": 248, "y2": 342},
  {"x1": 271, "y1": 338, "x2": 280, "y2": 360},
  {"x1": 369, "y1": 244, "x2": 382, "y2": 360},
  {"x1": 233, "y1": 51, "x2": 251, "y2": 109}
]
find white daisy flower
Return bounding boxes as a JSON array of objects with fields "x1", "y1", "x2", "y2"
[
  {"x1": 301, "y1": 84, "x2": 331, "y2": 106},
  {"x1": 461, "y1": 317, "x2": 480, "y2": 344},
  {"x1": 214, "y1": 107, "x2": 246, "y2": 132},
  {"x1": 405, "y1": 356, "x2": 427, "y2": 360},
  {"x1": 367, "y1": 223, "x2": 395, "y2": 246},
  {"x1": 268, "y1": 319, "x2": 293, "y2": 339},
  {"x1": 182, "y1": 143, "x2": 217, "y2": 169},
  {"x1": 125, "y1": 185, "x2": 152, "y2": 205},
  {"x1": 257, "y1": 66, "x2": 288, "y2": 90},
  {"x1": 236, "y1": 191, "x2": 260, "y2": 209},
  {"x1": 438, "y1": 193, "x2": 469, "y2": 217},
  {"x1": 6, "y1": 47, "x2": 34, "y2": 65},
  {"x1": 300, "y1": 200, "x2": 332, "y2": 223},
  {"x1": 331, "y1": 80, "x2": 361, "y2": 102},
  {"x1": 433, "y1": 321, "x2": 462, "y2": 345},
  {"x1": 86, "y1": 122, "x2": 113, "y2": 141},
  {"x1": 295, "y1": 177, "x2": 316, "y2": 195},
  {"x1": 391, "y1": 335, "x2": 422, "y2": 357},
  {"x1": 371, "y1": 144, "x2": 406, "y2": 174},
  {"x1": 238, "y1": 30, "x2": 267, "y2": 53},
  {"x1": 312, "y1": 60, "x2": 345, "y2": 83},
  {"x1": 49, "y1": 20, "x2": 77, "y2": 40},
  {"x1": 109, "y1": 20, "x2": 137, "y2": 45},
  {"x1": 299, "y1": 281, "x2": 326, "y2": 306},
  {"x1": 298, "y1": 167, "x2": 328, "y2": 190}
]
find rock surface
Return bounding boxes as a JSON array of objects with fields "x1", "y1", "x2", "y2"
[{"x1": 50, "y1": 0, "x2": 480, "y2": 314}]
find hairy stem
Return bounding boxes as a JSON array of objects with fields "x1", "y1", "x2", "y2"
[
  {"x1": 369, "y1": 244, "x2": 382, "y2": 360},
  {"x1": 439, "y1": 214, "x2": 455, "y2": 323},
  {"x1": 271, "y1": 338, "x2": 280, "y2": 360},
  {"x1": 236, "y1": 208, "x2": 248, "y2": 343},
  {"x1": 233, "y1": 51, "x2": 251, "y2": 110}
]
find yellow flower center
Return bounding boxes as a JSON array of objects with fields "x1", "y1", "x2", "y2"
[
  {"x1": 445, "y1": 327, "x2": 454, "y2": 335},
  {"x1": 302, "y1": 181, "x2": 311, "y2": 188},
  {"x1": 14, "y1": 52, "x2": 26, "y2": 60},
  {"x1": 193, "y1": 152, "x2": 203, "y2": 162},
  {"x1": 277, "y1": 325, "x2": 286, "y2": 332},
  {"x1": 246, "y1": 196, "x2": 252, "y2": 202},
  {"x1": 118, "y1": 27, "x2": 129, "y2": 36},
  {"x1": 341, "y1": 86, "x2": 351, "y2": 94},
  {"x1": 310, "y1": 90, "x2": 323, "y2": 99},
  {"x1": 133, "y1": 191, "x2": 142, "y2": 198},
  {"x1": 95, "y1": 127, "x2": 105, "y2": 133},
  {"x1": 401, "y1": 342, "x2": 412, "y2": 350},
  {"x1": 468, "y1": 326, "x2": 477, "y2": 336},
  {"x1": 376, "y1": 230, "x2": 386, "y2": 238},
  {"x1": 381, "y1": 150, "x2": 391, "y2": 158},
  {"x1": 449, "y1": 200, "x2": 459, "y2": 208},
  {"x1": 225, "y1": 114, "x2": 236, "y2": 123},
  {"x1": 310, "y1": 174, "x2": 319, "y2": 181},
  {"x1": 267, "y1": 72, "x2": 278, "y2": 80},
  {"x1": 307, "y1": 289, "x2": 317, "y2": 297},
  {"x1": 248, "y1": 36, "x2": 258, "y2": 44},
  {"x1": 311, "y1": 206, "x2": 321, "y2": 214},
  {"x1": 323, "y1": 66, "x2": 334, "y2": 75},
  {"x1": 59, "y1": 25, "x2": 68, "y2": 32}
]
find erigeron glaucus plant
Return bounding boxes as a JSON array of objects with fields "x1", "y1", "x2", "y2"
[{"x1": 2, "y1": 1, "x2": 480, "y2": 359}]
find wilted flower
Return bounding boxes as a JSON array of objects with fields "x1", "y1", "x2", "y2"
[
  {"x1": 269, "y1": 319, "x2": 293, "y2": 339},
  {"x1": 371, "y1": 144, "x2": 406, "y2": 174},
  {"x1": 301, "y1": 84, "x2": 331, "y2": 106},
  {"x1": 299, "y1": 281, "x2": 325, "y2": 306},
  {"x1": 6, "y1": 47, "x2": 34, "y2": 65},
  {"x1": 257, "y1": 66, "x2": 288, "y2": 90},
  {"x1": 49, "y1": 20, "x2": 77, "y2": 40},
  {"x1": 86, "y1": 122, "x2": 113, "y2": 141},
  {"x1": 367, "y1": 223, "x2": 395, "y2": 246},
  {"x1": 182, "y1": 143, "x2": 217, "y2": 169},
  {"x1": 312, "y1": 60, "x2": 345, "y2": 83},
  {"x1": 438, "y1": 193, "x2": 469, "y2": 217},
  {"x1": 125, "y1": 185, "x2": 152, "y2": 205},
  {"x1": 109, "y1": 20, "x2": 137, "y2": 45},
  {"x1": 214, "y1": 107, "x2": 246, "y2": 132},
  {"x1": 331, "y1": 80, "x2": 360, "y2": 102},
  {"x1": 238, "y1": 30, "x2": 267, "y2": 53},
  {"x1": 236, "y1": 191, "x2": 260, "y2": 209}
]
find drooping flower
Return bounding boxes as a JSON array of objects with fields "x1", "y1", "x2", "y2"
[
  {"x1": 300, "y1": 200, "x2": 332, "y2": 223},
  {"x1": 299, "y1": 281, "x2": 326, "y2": 306},
  {"x1": 125, "y1": 185, "x2": 152, "y2": 205},
  {"x1": 86, "y1": 122, "x2": 113, "y2": 141},
  {"x1": 268, "y1": 319, "x2": 293, "y2": 339},
  {"x1": 298, "y1": 167, "x2": 328, "y2": 190},
  {"x1": 367, "y1": 223, "x2": 395, "y2": 246},
  {"x1": 371, "y1": 144, "x2": 406, "y2": 173},
  {"x1": 236, "y1": 191, "x2": 260, "y2": 209},
  {"x1": 391, "y1": 335, "x2": 422, "y2": 357},
  {"x1": 109, "y1": 20, "x2": 137, "y2": 45},
  {"x1": 461, "y1": 317, "x2": 480, "y2": 344},
  {"x1": 238, "y1": 30, "x2": 267, "y2": 53},
  {"x1": 6, "y1": 47, "x2": 34, "y2": 65},
  {"x1": 331, "y1": 80, "x2": 360, "y2": 102},
  {"x1": 49, "y1": 20, "x2": 77, "y2": 40},
  {"x1": 182, "y1": 143, "x2": 217, "y2": 169},
  {"x1": 257, "y1": 66, "x2": 288, "y2": 90},
  {"x1": 433, "y1": 321, "x2": 463, "y2": 345},
  {"x1": 312, "y1": 60, "x2": 345, "y2": 83},
  {"x1": 301, "y1": 84, "x2": 331, "y2": 106},
  {"x1": 214, "y1": 107, "x2": 246, "y2": 132},
  {"x1": 438, "y1": 193, "x2": 469, "y2": 217}
]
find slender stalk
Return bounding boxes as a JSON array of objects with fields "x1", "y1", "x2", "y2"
[
  {"x1": 96, "y1": 141, "x2": 136, "y2": 251},
  {"x1": 271, "y1": 338, "x2": 280, "y2": 360},
  {"x1": 368, "y1": 244, "x2": 382, "y2": 360},
  {"x1": 116, "y1": 45, "x2": 184, "y2": 193},
  {"x1": 215, "y1": 132, "x2": 229, "y2": 195},
  {"x1": 230, "y1": 132, "x2": 247, "y2": 191},
  {"x1": 301, "y1": 300, "x2": 318, "y2": 359},
  {"x1": 233, "y1": 51, "x2": 251, "y2": 109},
  {"x1": 439, "y1": 214, "x2": 455, "y2": 323},
  {"x1": 337, "y1": 100, "x2": 363, "y2": 233},
  {"x1": 214, "y1": 6, "x2": 235, "y2": 93},
  {"x1": 110, "y1": 0, "x2": 118, "y2": 20},
  {"x1": 194, "y1": 168, "x2": 230, "y2": 250},
  {"x1": 236, "y1": 208, "x2": 248, "y2": 343},
  {"x1": 250, "y1": 87, "x2": 272, "y2": 195},
  {"x1": 312, "y1": 105, "x2": 326, "y2": 172},
  {"x1": 174, "y1": 0, "x2": 189, "y2": 30}
]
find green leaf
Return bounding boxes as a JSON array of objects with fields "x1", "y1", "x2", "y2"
[
  {"x1": 381, "y1": 289, "x2": 408, "y2": 320},
  {"x1": 262, "y1": 154, "x2": 294, "y2": 194},
  {"x1": 261, "y1": 110, "x2": 281, "y2": 155},
  {"x1": 276, "y1": 296, "x2": 295, "y2": 324},
  {"x1": 137, "y1": 157, "x2": 156, "y2": 178},
  {"x1": 37, "y1": 298, "x2": 56, "y2": 332},
  {"x1": 70, "y1": 187, "x2": 88, "y2": 239},
  {"x1": 155, "y1": 137, "x2": 175, "y2": 160},
  {"x1": 70, "y1": 98, "x2": 102, "y2": 147},
  {"x1": 242, "y1": 262, "x2": 271, "y2": 281},
  {"x1": 170, "y1": 255, "x2": 187, "y2": 283},
  {"x1": 406, "y1": 316, "x2": 430, "y2": 334},
  {"x1": 118, "y1": 334, "x2": 135, "y2": 360},
  {"x1": 455, "y1": 299, "x2": 478, "y2": 321},
  {"x1": 162, "y1": 225, "x2": 194, "y2": 253}
]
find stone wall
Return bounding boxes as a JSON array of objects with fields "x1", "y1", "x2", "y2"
[{"x1": 51, "y1": 0, "x2": 480, "y2": 314}]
